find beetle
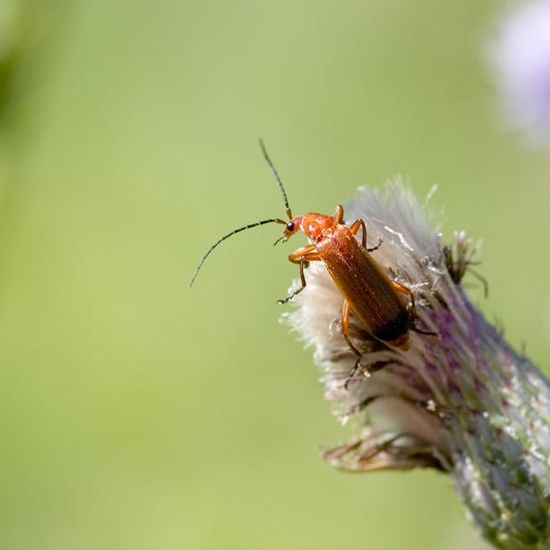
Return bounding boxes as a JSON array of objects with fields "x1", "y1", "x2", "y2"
[
  {"x1": 278, "y1": 203, "x2": 416, "y2": 352},
  {"x1": 190, "y1": 141, "x2": 430, "y2": 382}
]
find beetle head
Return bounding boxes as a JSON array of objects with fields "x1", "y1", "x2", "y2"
[
  {"x1": 283, "y1": 216, "x2": 303, "y2": 239},
  {"x1": 273, "y1": 215, "x2": 302, "y2": 245}
]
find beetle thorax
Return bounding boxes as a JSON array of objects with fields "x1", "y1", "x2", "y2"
[{"x1": 300, "y1": 214, "x2": 336, "y2": 241}]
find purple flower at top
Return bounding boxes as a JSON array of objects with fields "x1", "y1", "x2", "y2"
[{"x1": 489, "y1": 0, "x2": 550, "y2": 143}]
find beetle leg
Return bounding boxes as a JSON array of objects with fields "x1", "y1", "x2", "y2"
[
  {"x1": 367, "y1": 237, "x2": 383, "y2": 252},
  {"x1": 349, "y1": 219, "x2": 366, "y2": 247},
  {"x1": 341, "y1": 300, "x2": 362, "y2": 356},
  {"x1": 288, "y1": 244, "x2": 316, "y2": 262},
  {"x1": 391, "y1": 280, "x2": 420, "y2": 323},
  {"x1": 278, "y1": 247, "x2": 322, "y2": 304},
  {"x1": 391, "y1": 280, "x2": 416, "y2": 315},
  {"x1": 289, "y1": 253, "x2": 321, "y2": 264},
  {"x1": 341, "y1": 300, "x2": 368, "y2": 389},
  {"x1": 278, "y1": 257, "x2": 308, "y2": 304},
  {"x1": 349, "y1": 218, "x2": 382, "y2": 252},
  {"x1": 296, "y1": 252, "x2": 322, "y2": 264},
  {"x1": 334, "y1": 204, "x2": 344, "y2": 224},
  {"x1": 391, "y1": 280, "x2": 438, "y2": 337}
]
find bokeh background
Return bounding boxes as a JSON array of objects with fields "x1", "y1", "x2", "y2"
[{"x1": 0, "y1": 1, "x2": 549, "y2": 549}]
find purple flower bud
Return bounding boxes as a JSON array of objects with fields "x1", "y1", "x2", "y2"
[{"x1": 489, "y1": 0, "x2": 550, "y2": 144}]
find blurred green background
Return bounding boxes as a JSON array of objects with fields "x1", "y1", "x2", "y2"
[{"x1": 0, "y1": 1, "x2": 548, "y2": 549}]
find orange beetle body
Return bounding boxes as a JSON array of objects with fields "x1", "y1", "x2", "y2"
[{"x1": 281, "y1": 205, "x2": 413, "y2": 352}]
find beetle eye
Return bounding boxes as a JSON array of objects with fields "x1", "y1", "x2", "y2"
[{"x1": 286, "y1": 222, "x2": 295, "y2": 231}]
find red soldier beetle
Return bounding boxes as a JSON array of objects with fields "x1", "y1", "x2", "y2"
[{"x1": 190, "y1": 140, "x2": 433, "y2": 383}]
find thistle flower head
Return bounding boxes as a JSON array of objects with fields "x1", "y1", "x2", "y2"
[
  {"x1": 488, "y1": 0, "x2": 550, "y2": 144},
  {"x1": 285, "y1": 182, "x2": 550, "y2": 548}
]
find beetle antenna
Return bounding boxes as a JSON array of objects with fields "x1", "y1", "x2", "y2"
[
  {"x1": 189, "y1": 218, "x2": 286, "y2": 287},
  {"x1": 259, "y1": 138, "x2": 293, "y2": 219}
]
